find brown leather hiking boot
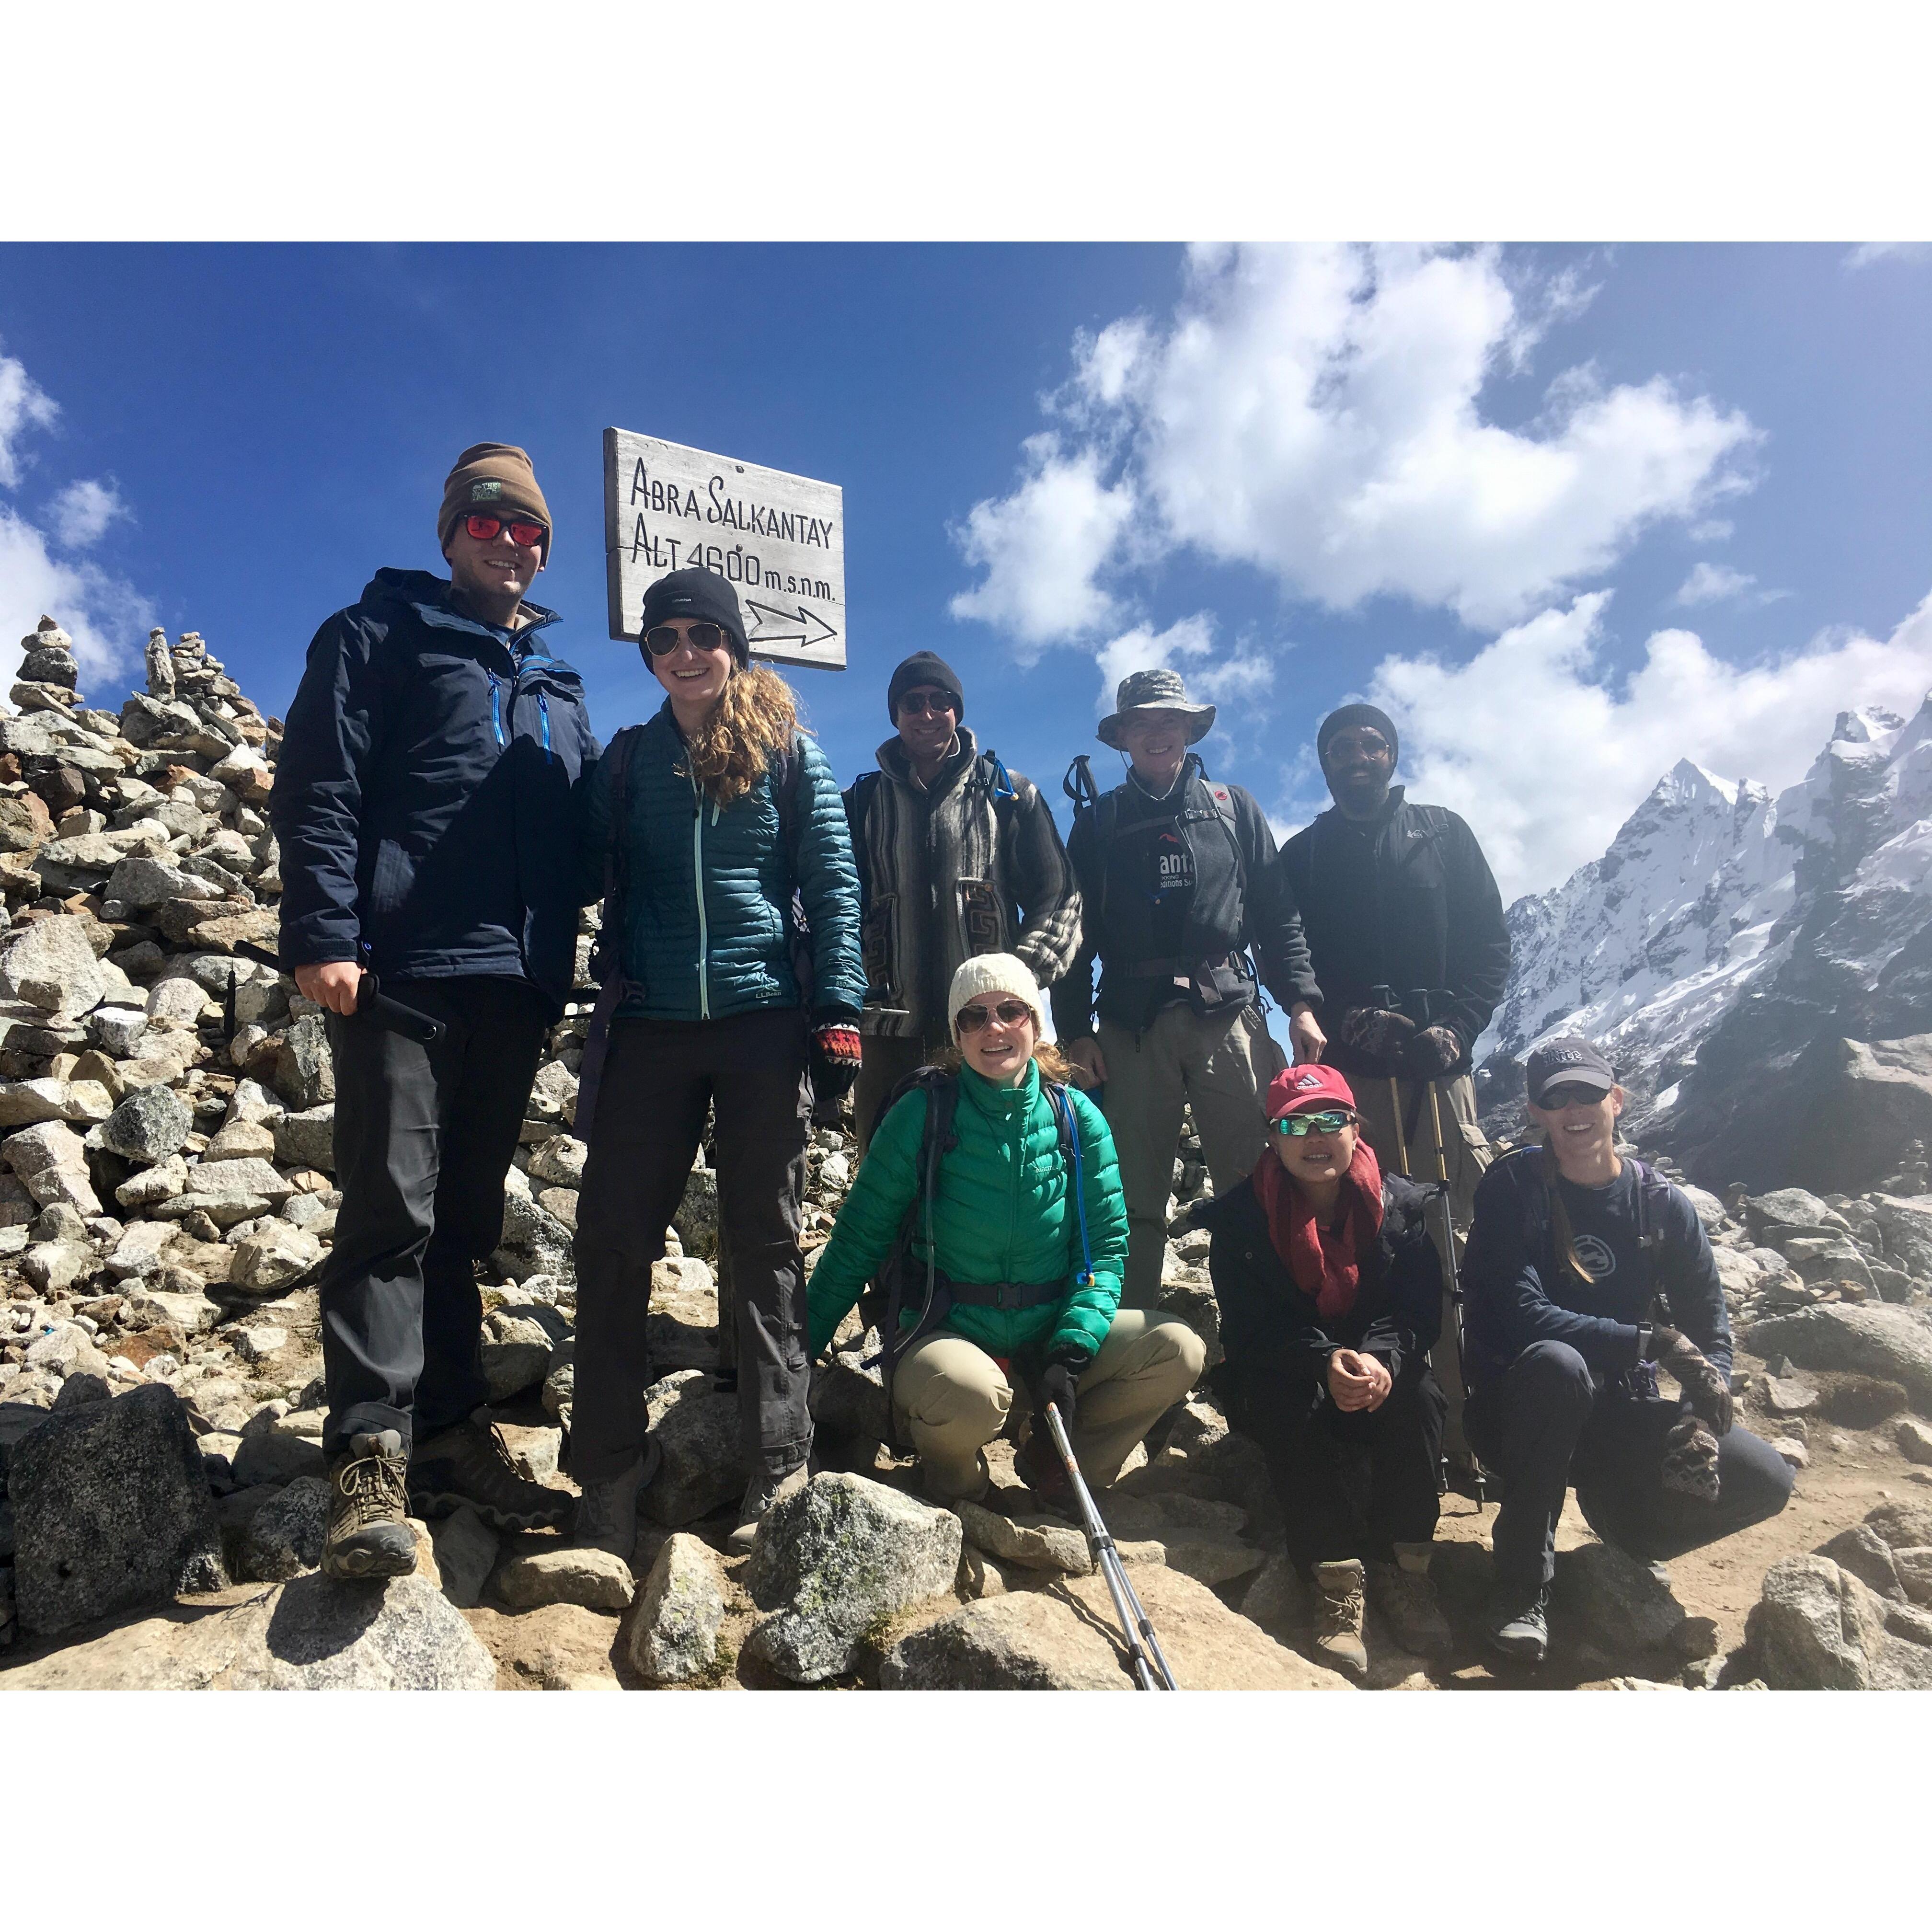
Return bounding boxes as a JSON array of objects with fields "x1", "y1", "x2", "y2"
[
  {"x1": 408, "y1": 1419, "x2": 573, "y2": 1531},
  {"x1": 322, "y1": 1430, "x2": 417, "y2": 1580},
  {"x1": 1367, "y1": 1543, "x2": 1453, "y2": 1657},
  {"x1": 1312, "y1": 1558, "x2": 1369, "y2": 1680}
]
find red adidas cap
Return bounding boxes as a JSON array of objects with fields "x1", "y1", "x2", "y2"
[{"x1": 1265, "y1": 1062, "x2": 1358, "y2": 1120}]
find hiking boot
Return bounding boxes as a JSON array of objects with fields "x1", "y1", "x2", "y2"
[
  {"x1": 1367, "y1": 1543, "x2": 1453, "y2": 1657},
  {"x1": 1312, "y1": 1558, "x2": 1368, "y2": 1680},
  {"x1": 322, "y1": 1430, "x2": 417, "y2": 1581},
  {"x1": 408, "y1": 1419, "x2": 573, "y2": 1532},
  {"x1": 574, "y1": 1437, "x2": 663, "y2": 1560},
  {"x1": 1486, "y1": 1588, "x2": 1550, "y2": 1663},
  {"x1": 726, "y1": 1460, "x2": 808, "y2": 1555},
  {"x1": 1010, "y1": 1429, "x2": 1080, "y2": 1522}
]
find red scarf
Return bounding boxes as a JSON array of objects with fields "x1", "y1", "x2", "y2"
[{"x1": 1253, "y1": 1139, "x2": 1385, "y2": 1322}]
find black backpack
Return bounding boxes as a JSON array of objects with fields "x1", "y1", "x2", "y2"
[
  {"x1": 1062, "y1": 750, "x2": 1241, "y2": 932},
  {"x1": 857, "y1": 1065, "x2": 1093, "y2": 1395}
]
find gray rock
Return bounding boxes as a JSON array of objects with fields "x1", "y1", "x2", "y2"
[
  {"x1": 528, "y1": 1135, "x2": 588, "y2": 1188},
  {"x1": 273, "y1": 1012, "x2": 334, "y2": 1110},
  {"x1": 24, "y1": 1320, "x2": 110, "y2": 1381},
  {"x1": 0, "y1": 915, "x2": 108, "y2": 1020},
  {"x1": 1239, "y1": 1551, "x2": 1309, "y2": 1634},
  {"x1": 1553, "y1": 1541, "x2": 1690, "y2": 1653},
  {"x1": 1865, "y1": 1497, "x2": 1932, "y2": 1551},
  {"x1": 51, "y1": 1371, "x2": 111, "y2": 1412},
  {"x1": 3, "y1": 1119, "x2": 102, "y2": 1215},
  {"x1": 228, "y1": 1221, "x2": 323, "y2": 1292},
  {"x1": 1763, "y1": 1372, "x2": 1820, "y2": 1414},
  {"x1": 10, "y1": 1383, "x2": 227, "y2": 1636},
  {"x1": 541, "y1": 1337, "x2": 574, "y2": 1428},
  {"x1": 235, "y1": 1475, "x2": 329, "y2": 1581},
  {"x1": 1894, "y1": 1547, "x2": 1932, "y2": 1606},
  {"x1": 809, "y1": 1347, "x2": 891, "y2": 1441},
  {"x1": 496, "y1": 1547, "x2": 634, "y2": 1611},
  {"x1": 87, "y1": 1084, "x2": 194, "y2": 1164},
  {"x1": 1817, "y1": 1523, "x2": 1905, "y2": 1600},
  {"x1": 273, "y1": 1105, "x2": 335, "y2": 1171},
  {"x1": 23, "y1": 1240, "x2": 92, "y2": 1296},
  {"x1": 880, "y1": 1591, "x2": 1132, "y2": 1690},
  {"x1": 480, "y1": 1305, "x2": 566, "y2": 1402},
  {"x1": 1746, "y1": 1303, "x2": 1932, "y2": 1409},
  {"x1": 230, "y1": 1430, "x2": 327, "y2": 1487},
  {"x1": 954, "y1": 1498, "x2": 1092, "y2": 1575},
  {"x1": 491, "y1": 1190, "x2": 574, "y2": 1284},
  {"x1": 628, "y1": 1531, "x2": 726, "y2": 1683},
  {"x1": 1749, "y1": 1554, "x2": 1932, "y2": 1690},
  {"x1": 1897, "y1": 1418, "x2": 1932, "y2": 1465},
  {"x1": 673, "y1": 1166, "x2": 718, "y2": 1260},
  {"x1": 639, "y1": 1370, "x2": 747, "y2": 1526},
  {"x1": 0, "y1": 1573, "x2": 496, "y2": 1690},
  {"x1": 429, "y1": 1506, "x2": 499, "y2": 1609},
  {"x1": 106, "y1": 855, "x2": 223, "y2": 911},
  {"x1": 743, "y1": 1471, "x2": 964, "y2": 1683},
  {"x1": 1744, "y1": 1187, "x2": 1850, "y2": 1241}
]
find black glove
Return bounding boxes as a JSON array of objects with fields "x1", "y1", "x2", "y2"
[
  {"x1": 1659, "y1": 1410, "x2": 1722, "y2": 1502},
  {"x1": 1337, "y1": 1005, "x2": 1415, "y2": 1067},
  {"x1": 1402, "y1": 1023, "x2": 1463, "y2": 1078},
  {"x1": 1649, "y1": 1324, "x2": 1733, "y2": 1435},
  {"x1": 1035, "y1": 1353, "x2": 1086, "y2": 1433},
  {"x1": 808, "y1": 1019, "x2": 862, "y2": 1105}
]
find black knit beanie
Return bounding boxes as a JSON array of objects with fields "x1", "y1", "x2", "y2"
[
  {"x1": 640, "y1": 567, "x2": 748, "y2": 666},
  {"x1": 1316, "y1": 702, "x2": 1400, "y2": 769},
  {"x1": 887, "y1": 650, "x2": 965, "y2": 722}
]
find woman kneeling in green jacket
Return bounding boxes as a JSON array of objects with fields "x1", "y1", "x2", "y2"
[{"x1": 806, "y1": 953, "x2": 1207, "y2": 1509}]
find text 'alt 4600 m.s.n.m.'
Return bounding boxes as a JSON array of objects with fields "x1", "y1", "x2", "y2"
[{"x1": 603, "y1": 428, "x2": 847, "y2": 673}]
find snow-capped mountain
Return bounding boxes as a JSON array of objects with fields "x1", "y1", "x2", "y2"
[{"x1": 1476, "y1": 693, "x2": 1932, "y2": 1177}]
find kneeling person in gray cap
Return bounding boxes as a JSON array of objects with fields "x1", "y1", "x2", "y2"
[{"x1": 1054, "y1": 667, "x2": 1325, "y2": 1309}]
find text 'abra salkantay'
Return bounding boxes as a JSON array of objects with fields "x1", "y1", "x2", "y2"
[{"x1": 603, "y1": 427, "x2": 848, "y2": 670}]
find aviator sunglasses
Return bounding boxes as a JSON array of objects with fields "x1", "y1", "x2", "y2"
[
  {"x1": 955, "y1": 999, "x2": 1034, "y2": 1034},
  {"x1": 1272, "y1": 1109, "x2": 1358, "y2": 1138},
  {"x1": 463, "y1": 513, "x2": 547, "y2": 548},
  {"x1": 645, "y1": 622, "x2": 731, "y2": 657}
]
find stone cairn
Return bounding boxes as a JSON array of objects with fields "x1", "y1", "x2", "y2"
[{"x1": 4, "y1": 610, "x2": 1930, "y2": 1689}]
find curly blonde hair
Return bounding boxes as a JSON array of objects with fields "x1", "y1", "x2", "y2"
[
  {"x1": 937, "y1": 1037, "x2": 1078, "y2": 1085},
  {"x1": 678, "y1": 663, "x2": 800, "y2": 808}
]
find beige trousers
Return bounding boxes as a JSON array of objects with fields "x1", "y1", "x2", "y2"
[
  {"x1": 1351, "y1": 1070, "x2": 1492, "y2": 1458},
  {"x1": 891, "y1": 1310, "x2": 1208, "y2": 1499},
  {"x1": 1097, "y1": 1002, "x2": 1279, "y2": 1309}
]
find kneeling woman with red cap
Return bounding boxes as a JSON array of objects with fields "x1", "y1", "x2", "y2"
[{"x1": 1199, "y1": 1063, "x2": 1450, "y2": 1679}]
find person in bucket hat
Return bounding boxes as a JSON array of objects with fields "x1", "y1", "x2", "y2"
[{"x1": 1052, "y1": 666, "x2": 1324, "y2": 1309}]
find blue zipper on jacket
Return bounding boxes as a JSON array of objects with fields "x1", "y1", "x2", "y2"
[
  {"x1": 538, "y1": 692, "x2": 552, "y2": 760},
  {"x1": 488, "y1": 674, "x2": 505, "y2": 748}
]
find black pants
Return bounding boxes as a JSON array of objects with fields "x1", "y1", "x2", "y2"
[
  {"x1": 320, "y1": 976, "x2": 551, "y2": 1456},
  {"x1": 572, "y1": 1007, "x2": 813, "y2": 1486},
  {"x1": 1465, "y1": 1340, "x2": 1796, "y2": 1602},
  {"x1": 1235, "y1": 1355, "x2": 1446, "y2": 1569}
]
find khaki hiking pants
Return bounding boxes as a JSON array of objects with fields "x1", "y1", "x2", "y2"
[
  {"x1": 891, "y1": 1310, "x2": 1208, "y2": 1500},
  {"x1": 1352, "y1": 1070, "x2": 1493, "y2": 1460},
  {"x1": 1098, "y1": 1003, "x2": 1280, "y2": 1309}
]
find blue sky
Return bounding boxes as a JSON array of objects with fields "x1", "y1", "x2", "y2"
[{"x1": 4, "y1": 241, "x2": 1932, "y2": 909}]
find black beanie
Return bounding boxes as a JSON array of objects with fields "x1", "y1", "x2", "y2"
[
  {"x1": 887, "y1": 650, "x2": 965, "y2": 722},
  {"x1": 640, "y1": 567, "x2": 748, "y2": 666},
  {"x1": 1317, "y1": 702, "x2": 1400, "y2": 769}
]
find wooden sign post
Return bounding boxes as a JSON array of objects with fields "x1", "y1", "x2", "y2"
[{"x1": 603, "y1": 427, "x2": 847, "y2": 672}]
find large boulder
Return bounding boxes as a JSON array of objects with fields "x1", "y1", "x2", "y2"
[
  {"x1": 0, "y1": 1574, "x2": 497, "y2": 1690},
  {"x1": 0, "y1": 914, "x2": 109, "y2": 1020},
  {"x1": 9, "y1": 1382, "x2": 227, "y2": 1636},
  {"x1": 496, "y1": 1547, "x2": 634, "y2": 1612},
  {"x1": 743, "y1": 1471, "x2": 963, "y2": 1683},
  {"x1": 1745, "y1": 1303, "x2": 1932, "y2": 1410},
  {"x1": 233, "y1": 1476, "x2": 330, "y2": 1582},
  {"x1": 1779, "y1": 1035, "x2": 1932, "y2": 1197},
  {"x1": 3, "y1": 1119, "x2": 102, "y2": 1216},
  {"x1": 880, "y1": 1591, "x2": 1133, "y2": 1690},
  {"x1": 1748, "y1": 1553, "x2": 1932, "y2": 1689},
  {"x1": 954, "y1": 1498, "x2": 1092, "y2": 1576},
  {"x1": 1552, "y1": 1540, "x2": 1690, "y2": 1654},
  {"x1": 491, "y1": 1190, "x2": 574, "y2": 1284},
  {"x1": 629, "y1": 1531, "x2": 726, "y2": 1684},
  {"x1": 639, "y1": 1370, "x2": 747, "y2": 1526},
  {"x1": 87, "y1": 1083, "x2": 195, "y2": 1164},
  {"x1": 480, "y1": 1304, "x2": 568, "y2": 1402}
]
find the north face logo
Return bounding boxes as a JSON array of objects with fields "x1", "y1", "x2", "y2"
[{"x1": 470, "y1": 480, "x2": 504, "y2": 501}]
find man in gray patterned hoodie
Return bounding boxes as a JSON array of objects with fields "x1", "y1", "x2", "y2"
[{"x1": 843, "y1": 651, "x2": 1082, "y2": 1149}]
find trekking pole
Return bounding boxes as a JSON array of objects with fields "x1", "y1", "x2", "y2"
[
  {"x1": 1422, "y1": 1070, "x2": 1487, "y2": 1508},
  {"x1": 1043, "y1": 1402, "x2": 1178, "y2": 1690},
  {"x1": 1369, "y1": 984, "x2": 1409, "y2": 1175}
]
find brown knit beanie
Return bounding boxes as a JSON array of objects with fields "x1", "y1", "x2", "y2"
[{"x1": 437, "y1": 443, "x2": 552, "y2": 561}]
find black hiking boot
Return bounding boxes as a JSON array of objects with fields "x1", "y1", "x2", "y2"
[
  {"x1": 322, "y1": 1430, "x2": 418, "y2": 1581},
  {"x1": 1486, "y1": 1587, "x2": 1550, "y2": 1663},
  {"x1": 408, "y1": 1418, "x2": 573, "y2": 1531}
]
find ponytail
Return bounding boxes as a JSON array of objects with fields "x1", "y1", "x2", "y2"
[{"x1": 1541, "y1": 1139, "x2": 1598, "y2": 1284}]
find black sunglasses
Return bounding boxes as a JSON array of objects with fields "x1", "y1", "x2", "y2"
[{"x1": 644, "y1": 622, "x2": 730, "y2": 657}]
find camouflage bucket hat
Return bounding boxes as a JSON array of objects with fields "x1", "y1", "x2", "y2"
[{"x1": 1097, "y1": 666, "x2": 1217, "y2": 749}]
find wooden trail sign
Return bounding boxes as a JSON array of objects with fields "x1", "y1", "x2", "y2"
[{"x1": 603, "y1": 428, "x2": 847, "y2": 671}]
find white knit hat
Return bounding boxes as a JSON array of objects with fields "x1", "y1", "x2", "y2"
[{"x1": 947, "y1": 952, "x2": 1044, "y2": 1039}]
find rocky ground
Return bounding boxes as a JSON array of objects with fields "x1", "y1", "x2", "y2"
[{"x1": 2, "y1": 613, "x2": 1931, "y2": 1691}]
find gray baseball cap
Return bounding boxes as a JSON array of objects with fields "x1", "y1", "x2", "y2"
[
  {"x1": 1097, "y1": 666, "x2": 1216, "y2": 749},
  {"x1": 1525, "y1": 1035, "x2": 1617, "y2": 1105}
]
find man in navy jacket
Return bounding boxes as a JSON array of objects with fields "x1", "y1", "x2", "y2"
[{"x1": 274, "y1": 443, "x2": 596, "y2": 1578}]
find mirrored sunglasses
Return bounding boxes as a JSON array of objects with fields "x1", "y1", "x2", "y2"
[{"x1": 1272, "y1": 1109, "x2": 1357, "y2": 1138}]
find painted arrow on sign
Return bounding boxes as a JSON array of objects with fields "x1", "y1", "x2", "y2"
[{"x1": 746, "y1": 599, "x2": 840, "y2": 651}]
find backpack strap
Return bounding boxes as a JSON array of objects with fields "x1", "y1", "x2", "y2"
[
  {"x1": 577, "y1": 724, "x2": 643, "y2": 1142},
  {"x1": 845, "y1": 768, "x2": 882, "y2": 909}
]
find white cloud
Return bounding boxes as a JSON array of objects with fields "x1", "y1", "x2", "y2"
[
  {"x1": 48, "y1": 477, "x2": 128, "y2": 550},
  {"x1": 952, "y1": 244, "x2": 1759, "y2": 642},
  {"x1": 1672, "y1": 560, "x2": 1789, "y2": 609},
  {"x1": 0, "y1": 347, "x2": 150, "y2": 689},
  {"x1": 1844, "y1": 242, "x2": 1932, "y2": 270},
  {"x1": 1091, "y1": 611, "x2": 1275, "y2": 722},
  {"x1": 0, "y1": 350, "x2": 61, "y2": 489},
  {"x1": 1324, "y1": 589, "x2": 1932, "y2": 904}
]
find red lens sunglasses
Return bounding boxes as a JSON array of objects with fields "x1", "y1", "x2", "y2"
[{"x1": 464, "y1": 513, "x2": 547, "y2": 548}]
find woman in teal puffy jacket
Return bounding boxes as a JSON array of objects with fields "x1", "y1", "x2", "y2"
[
  {"x1": 807, "y1": 952, "x2": 1207, "y2": 1509},
  {"x1": 571, "y1": 568, "x2": 866, "y2": 1559}
]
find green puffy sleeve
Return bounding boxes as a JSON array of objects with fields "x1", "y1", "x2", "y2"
[{"x1": 1046, "y1": 1086, "x2": 1127, "y2": 1362}]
